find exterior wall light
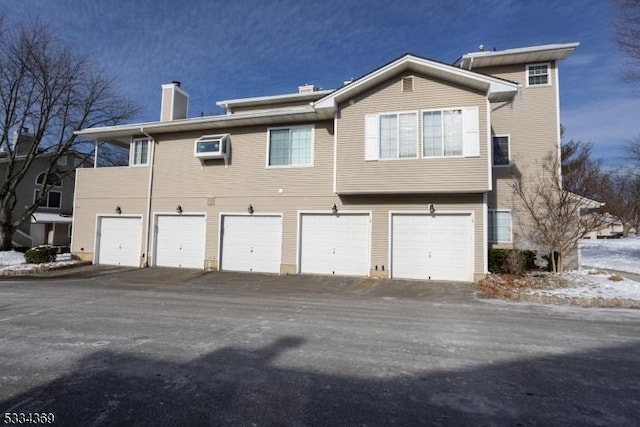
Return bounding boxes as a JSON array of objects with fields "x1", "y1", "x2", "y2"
[
  {"x1": 429, "y1": 203, "x2": 436, "y2": 214},
  {"x1": 247, "y1": 204, "x2": 254, "y2": 214},
  {"x1": 115, "y1": 206, "x2": 122, "y2": 215},
  {"x1": 176, "y1": 205, "x2": 183, "y2": 214},
  {"x1": 332, "y1": 203, "x2": 338, "y2": 214}
]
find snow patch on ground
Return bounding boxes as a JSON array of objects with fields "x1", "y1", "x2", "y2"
[
  {"x1": 527, "y1": 270, "x2": 640, "y2": 301},
  {"x1": 580, "y1": 237, "x2": 640, "y2": 274},
  {"x1": 0, "y1": 251, "x2": 81, "y2": 273},
  {"x1": 522, "y1": 238, "x2": 640, "y2": 304},
  {"x1": 0, "y1": 250, "x2": 26, "y2": 266}
]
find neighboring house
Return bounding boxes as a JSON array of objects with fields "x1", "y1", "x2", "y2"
[
  {"x1": 0, "y1": 129, "x2": 86, "y2": 248},
  {"x1": 584, "y1": 213, "x2": 628, "y2": 239},
  {"x1": 71, "y1": 43, "x2": 578, "y2": 281}
]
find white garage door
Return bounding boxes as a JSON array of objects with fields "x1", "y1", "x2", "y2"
[
  {"x1": 392, "y1": 213, "x2": 473, "y2": 281},
  {"x1": 220, "y1": 215, "x2": 282, "y2": 273},
  {"x1": 96, "y1": 216, "x2": 142, "y2": 267},
  {"x1": 154, "y1": 215, "x2": 206, "y2": 269},
  {"x1": 300, "y1": 214, "x2": 370, "y2": 276}
]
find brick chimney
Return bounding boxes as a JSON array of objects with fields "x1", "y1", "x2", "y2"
[{"x1": 160, "y1": 81, "x2": 189, "y2": 121}]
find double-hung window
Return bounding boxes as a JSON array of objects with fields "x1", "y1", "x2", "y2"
[
  {"x1": 527, "y1": 63, "x2": 550, "y2": 86},
  {"x1": 34, "y1": 189, "x2": 62, "y2": 209},
  {"x1": 132, "y1": 138, "x2": 149, "y2": 166},
  {"x1": 488, "y1": 210, "x2": 512, "y2": 243},
  {"x1": 423, "y1": 108, "x2": 479, "y2": 158},
  {"x1": 379, "y1": 112, "x2": 417, "y2": 159},
  {"x1": 268, "y1": 125, "x2": 313, "y2": 167},
  {"x1": 492, "y1": 135, "x2": 510, "y2": 166},
  {"x1": 364, "y1": 112, "x2": 417, "y2": 160}
]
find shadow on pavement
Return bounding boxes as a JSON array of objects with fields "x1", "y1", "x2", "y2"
[{"x1": 2, "y1": 336, "x2": 639, "y2": 426}]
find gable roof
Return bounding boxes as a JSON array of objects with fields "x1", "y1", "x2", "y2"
[
  {"x1": 455, "y1": 43, "x2": 579, "y2": 70},
  {"x1": 314, "y1": 53, "x2": 519, "y2": 110}
]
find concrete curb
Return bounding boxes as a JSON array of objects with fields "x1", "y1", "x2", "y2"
[
  {"x1": 518, "y1": 292, "x2": 640, "y2": 309},
  {"x1": 1, "y1": 261, "x2": 92, "y2": 276}
]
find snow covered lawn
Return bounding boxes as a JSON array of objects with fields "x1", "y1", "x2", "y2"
[
  {"x1": 0, "y1": 250, "x2": 83, "y2": 275},
  {"x1": 579, "y1": 237, "x2": 640, "y2": 274}
]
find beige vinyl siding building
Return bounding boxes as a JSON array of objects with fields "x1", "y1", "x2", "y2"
[
  {"x1": 1, "y1": 129, "x2": 83, "y2": 248},
  {"x1": 71, "y1": 43, "x2": 578, "y2": 281}
]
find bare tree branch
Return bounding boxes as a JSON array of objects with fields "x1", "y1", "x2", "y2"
[
  {"x1": 613, "y1": 0, "x2": 640, "y2": 81},
  {"x1": 511, "y1": 151, "x2": 605, "y2": 272},
  {"x1": 0, "y1": 16, "x2": 139, "y2": 250}
]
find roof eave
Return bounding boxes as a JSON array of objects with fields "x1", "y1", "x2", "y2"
[
  {"x1": 74, "y1": 106, "x2": 330, "y2": 143},
  {"x1": 217, "y1": 90, "x2": 334, "y2": 110},
  {"x1": 456, "y1": 42, "x2": 580, "y2": 69}
]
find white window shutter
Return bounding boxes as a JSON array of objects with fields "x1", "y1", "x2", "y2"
[
  {"x1": 365, "y1": 114, "x2": 379, "y2": 161},
  {"x1": 462, "y1": 107, "x2": 479, "y2": 157}
]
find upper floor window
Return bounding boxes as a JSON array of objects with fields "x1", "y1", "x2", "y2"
[
  {"x1": 527, "y1": 63, "x2": 550, "y2": 86},
  {"x1": 492, "y1": 135, "x2": 510, "y2": 166},
  {"x1": 34, "y1": 189, "x2": 62, "y2": 209},
  {"x1": 488, "y1": 210, "x2": 512, "y2": 243},
  {"x1": 267, "y1": 125, "x2": 313, "y2": 168},
  {"x1": 379, "y1": 112, "x2": 417, "y2": 159},
  {"x1": 364, "y1": 112, "x2": 417, "y2": 160},
  {"x1": 131, "y1": 138, "x2": 149, "y2": 166},
  {"x1": 422, "y1": 107, "x2": 479, "y2": 158},
  {"x1": 35, "y1": 172, "x2": 62, "y2": 187}
]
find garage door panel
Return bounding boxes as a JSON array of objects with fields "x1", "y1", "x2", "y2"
[
  {"x1": 392, "y1": 214, "x2": 472, "y2": 281},
  {"x1": 155, "y1": 215, "x2": 206, "y2": 269},
  {"x1": 97, "y1": 217, "x2": 142, "y2": 267},
  {"x1": 221, "y1": 215, "x2": 282, "y2": 274},
  {"x1": 300, "y1": 214, "x2": 370, "y2": 276}
]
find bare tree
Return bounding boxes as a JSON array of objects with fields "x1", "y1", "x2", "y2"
[
  {"x1": 0, "y1": 17, "x2": 138, "y2": 250},
  {"x1": 613, "y1": 0, "x2": 640, "y2": 81},
  {"x1": 600, "y1": 172, "x2": 640, "y2": 235},
  {"x1": 511, "y1": 151, "x2": 605, "y2": 272},
  {"x1": 561, "y1": 139, "x2": 607, "y2": 201},
  {"x1": 627, "y1": 137, "x2": 640, "y2": 172}
]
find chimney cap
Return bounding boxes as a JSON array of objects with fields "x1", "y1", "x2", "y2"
[
  {"x1": 171, "y1": 80, "x2": 181, "y2": 87},
  {"x1": 298, "y1": 84, "x2": 316, "y2": 94}
]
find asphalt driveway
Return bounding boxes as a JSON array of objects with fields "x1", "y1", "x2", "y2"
[{"x1": 1, "y1": 267, "x2": 639, "y2": 426}]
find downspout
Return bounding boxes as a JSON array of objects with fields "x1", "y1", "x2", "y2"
[{"x1": 141, "y1": 127, "x2": 155, "y2": 268}]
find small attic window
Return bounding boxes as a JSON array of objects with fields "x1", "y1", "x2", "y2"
[{"x1": 401, "y1": 76, "x2": 414, "y2": 92}]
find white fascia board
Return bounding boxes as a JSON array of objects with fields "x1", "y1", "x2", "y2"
[
  {"x1": 456, "y1": 43, "x2": 580, "y2": 69},
  {"x1": 217, "y1": 90, "x2": 334, "y2": 109}
]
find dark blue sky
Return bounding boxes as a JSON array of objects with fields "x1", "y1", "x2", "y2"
[{"x1": 3, "y1": 0, "x2": 639, "y2": 163}]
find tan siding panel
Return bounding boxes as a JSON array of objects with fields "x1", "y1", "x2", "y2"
[
  {"x1": 72, "y1": 167, "x2": 150, "y2": 259},
  {"x1": 336, "y1": 71, "x2": 490, "y2": 194},
  {"x1": 480, "y1": 62, "x2": 560, "y2": 249}
]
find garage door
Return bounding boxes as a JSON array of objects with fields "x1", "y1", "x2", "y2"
[
  {"x1": 392, "y1": 213, "x2": 473, "y2": 281},
  {"x1": 300, "y1": 213, "x2": 370, "y2": 276},
  {"x1": 220, "y1": 215, "x2": 282, "y2": 273},
  {"x1": 96, "y1": 216, "x2": 142, "y2": 267},
  {"x1": 154, "y1": 215, "x2": 206, "y2": 269}
]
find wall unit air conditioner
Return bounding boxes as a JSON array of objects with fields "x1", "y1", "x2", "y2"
[{"x1": 194, "y1": 134, "x2": 230, "y2": 167}]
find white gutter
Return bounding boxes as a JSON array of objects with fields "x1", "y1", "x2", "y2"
[{"x1": 141, "y1": 127, "x2": 155, "y2": 268}]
